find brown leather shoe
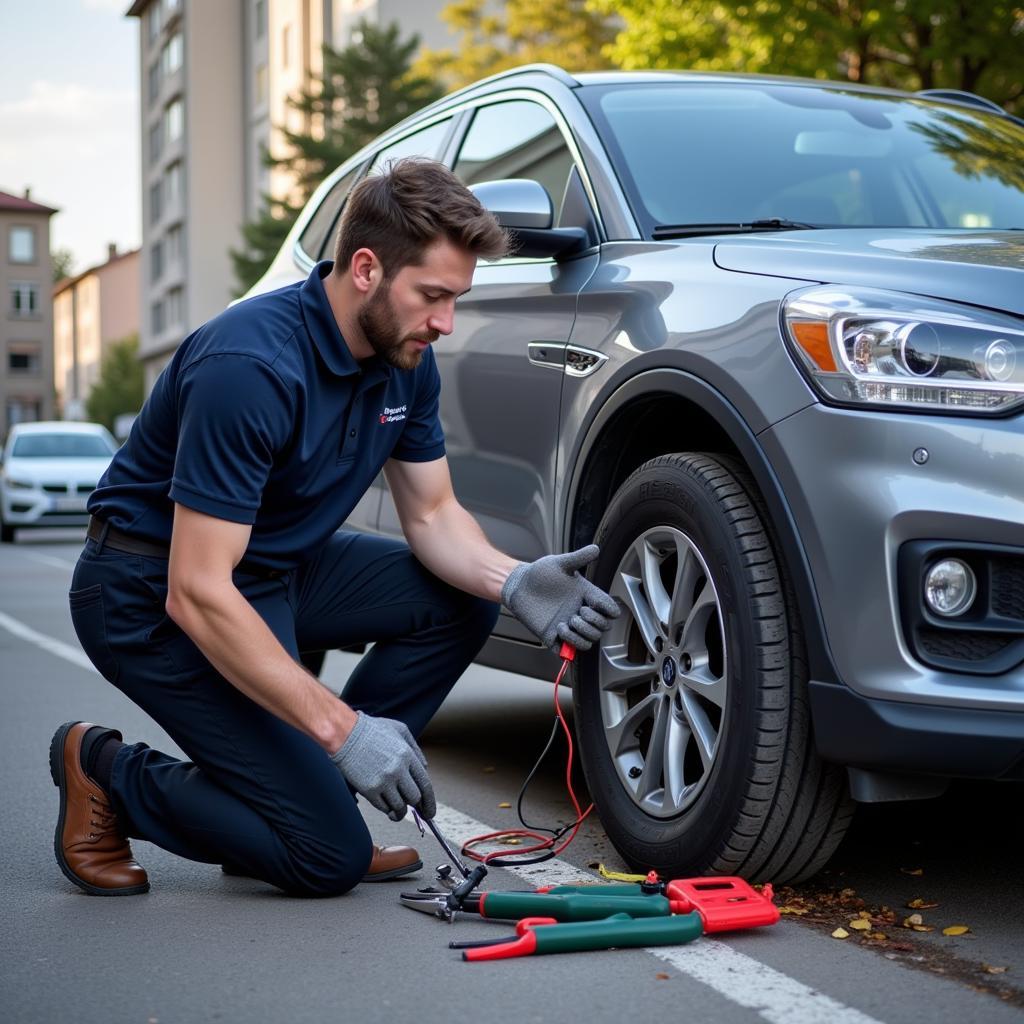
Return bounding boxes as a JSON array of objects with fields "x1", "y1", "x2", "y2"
[
  {"x1": 49, "y1": 721, "x2": 149, "y2": 896},
  {"x1": 362, "y1": 843, "x2": 422, "y2": 882}
]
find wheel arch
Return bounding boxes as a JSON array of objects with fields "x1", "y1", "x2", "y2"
[{"x1": 562, "y1": 368, "x2": 840, "y2": 687}]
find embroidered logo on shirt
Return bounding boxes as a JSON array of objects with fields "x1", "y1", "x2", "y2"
[{"x1": 380, "y1": 404, "x2": 407, "y2": 424}]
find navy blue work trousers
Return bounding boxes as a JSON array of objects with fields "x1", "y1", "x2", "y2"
[{"x1": 69, "y1": 530, "x2": 499, "y2": 897}]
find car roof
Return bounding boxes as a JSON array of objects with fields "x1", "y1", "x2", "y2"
[{"x1": 9, "y1": 421, "x2": 110, "y2": 435}]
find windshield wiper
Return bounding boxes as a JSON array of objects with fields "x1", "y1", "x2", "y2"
[{"x1": 652, "y1": 218, "x2": 819, "y2": 239}]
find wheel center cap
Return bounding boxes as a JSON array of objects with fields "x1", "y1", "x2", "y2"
[{"x1": 661, "y1": 657, "x2": 677, "y2": 687}]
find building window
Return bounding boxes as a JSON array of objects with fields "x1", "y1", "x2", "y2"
[
  {"x1": 7, "y1": 398, "x2": 43, "y2": 428},
  {"x1": 164, "y1": 160, "x2": 183, "y2": 206},
  {"x1": 166, "y1": 286, "x2": 184, "y2": 327},
  {"x1": 151, "y1": 299, "x2": 165, "y2": 335},
  {"x1": 167, "y1": 222, "x2": 184, "y2": 263},
  {"x1": 164, "y1": 98, "x2": 183, "y2": 143},
  {"x1": 148, "y1": 61, "x2": 160, "y2": 105},
  {"x1": 8, "y1": 344, "x2": 40, "y2": 375},
  {"x1": 8, "y1": 226, "x2": 35, "y2": 263},
  {"x1": 9, "y1": 283, "x2": 39, "y2": 317},
  {"x1": 161, "y1": 32, "x2": 182, "y2": 76},
  {"x1": 255, "y1": 0, "x2": 266, "y2": 39},
  {"x1": 149, "y1": 121, "x2": 163, "y2": 163},
  {"x1": 150, "y1": 180, "x2": 163, "y2": 225},
  {"x1": 151, "y1": 239, "x2": 164, "y2": 283},
  {"x1": 255, "y1": 62, "x2": 268, "y2": 105},
  {"x1": 147, "y1": 3, "x2": 162, "y2": 45}
]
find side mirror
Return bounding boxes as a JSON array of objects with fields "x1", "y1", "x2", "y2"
[{"x1": 471, "y1": 178, "x2": 591, "y2": 260}]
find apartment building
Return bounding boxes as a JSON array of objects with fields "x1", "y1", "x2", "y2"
[
  {"x1": 127, "y1": 0, "x2": 450, "y2": 392},
  {"x1": 0, "y1": 189, "x2": 57, "y2": 432},
  {"x1": 53, "y1": 245, "x2": 141, "y2": 420}
]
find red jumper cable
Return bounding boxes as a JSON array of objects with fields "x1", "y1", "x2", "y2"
[{"x1": 460, "y1": 642, "x2": 593, "y2": 867}]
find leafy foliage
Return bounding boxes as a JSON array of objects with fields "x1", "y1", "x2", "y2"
[
  {"x1": 51, "y1": 247, "x2": 74, "y2": 284},
  {"x1": 590, "y1": 0, "x2": 1024, "y2": 115},
  {"x1": 85, "y1": 335, "x2": 144, "y2": 433},
  {"x1": 231, "y1": 20, "x2": 443, "y2": 295},
  {"x1": 417, "y1": 0, "x2": 616, "y2": 91}
]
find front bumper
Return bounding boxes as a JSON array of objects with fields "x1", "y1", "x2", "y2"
[
  {"x1": 1, "y1": 488, "x2": 91, "y2": 526},
  {"x1": 759, "y1": 403, "x2": 1024, "y2": 716},
  {"x1": 810, "y1": 680, "x2": 1024, "y2": 781}
]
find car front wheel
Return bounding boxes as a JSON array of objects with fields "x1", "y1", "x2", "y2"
[{"x1": 575, "y1": 453, "x2": 854, "y2": 884}]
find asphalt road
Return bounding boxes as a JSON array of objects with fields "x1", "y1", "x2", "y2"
[{"x1": 2, "y1": 530, "x2": 1022, "y2": 1024}]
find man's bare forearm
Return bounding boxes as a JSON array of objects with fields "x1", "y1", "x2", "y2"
[
  {"x1": 400, "y1": 496, "x2": 518, "y2": 602},
  {"x1": 166, "y1": 580, "x2": 356, "y2": 752}
]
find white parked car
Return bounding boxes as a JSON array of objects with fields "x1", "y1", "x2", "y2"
[{"x1": 0, "y1": 422, "x2": 118, "y2": 542}]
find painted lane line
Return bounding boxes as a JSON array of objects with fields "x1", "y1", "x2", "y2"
[
  {"x1": 0, "y1": 610, "x2": 97, "y2": 675},
  {"x1": 426, "y1": 804, "x2": 886, "y2": 1024},
  {"x1": 17, "y1": 550, "x2": 78, "y2": 571}
]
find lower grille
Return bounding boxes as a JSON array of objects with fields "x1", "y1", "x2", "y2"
[
  {"x1": 992, "y1": 558, "x2": 1024, "y2": 622},
  {"x1": 918, "y1": 628, "x2": 1014, "y2": 661}
]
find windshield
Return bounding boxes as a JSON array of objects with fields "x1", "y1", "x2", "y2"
[
  {"x1": 11, "y1": 433, "x2": 115, "y2": 458},
  {"x1": 582, "y1": 83, "x2": 1024, "y2": 237}
]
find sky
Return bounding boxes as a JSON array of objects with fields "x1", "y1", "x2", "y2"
[{"x1": 0, "y1": 0, "x2": 140, "y2": 276}]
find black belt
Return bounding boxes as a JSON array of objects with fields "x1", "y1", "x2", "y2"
[{"x1": 87, "y1": 517, "x2": 288, "y2": 579}]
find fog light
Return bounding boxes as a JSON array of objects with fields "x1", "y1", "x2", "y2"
[{"x1": 924, "y1": 559, "x2": 976, "y2": 617}]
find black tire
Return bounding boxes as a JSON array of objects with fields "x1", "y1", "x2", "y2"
[
  {"x1": 0, "y1": 519, "x2": 14, "y2": 543},
  {"x1": 574, "y1": 453, "x2": 854, "y2": 885}
]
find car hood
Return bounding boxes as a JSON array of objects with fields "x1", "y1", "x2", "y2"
[
  {"x1": 712, "y1": 229, "x2": 1024, "y2": 316},
  {"x1": 5, "y1": 456, "x2": 112, "y2": 481}
]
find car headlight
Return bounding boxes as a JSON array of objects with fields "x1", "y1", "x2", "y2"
[
  {"x1": 783, "y1": 286, "x2": 1024, "y2": 414},
  {"x1": 2, "y1": 475, "x2": 35, "y2": 490}
]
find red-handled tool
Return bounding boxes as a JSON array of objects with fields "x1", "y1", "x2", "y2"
[{"x1": 453, "y1": 911, "x2": 704, "y2": 962}]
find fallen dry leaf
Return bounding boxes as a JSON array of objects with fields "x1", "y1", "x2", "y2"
[
  {"x1": 983, "y1": 965, "x2": 1008, "y2": 975},
  {"x1": 857, "y1": 910, "x2": 872, "y2": 920},
  {"x1": 832, "y1": 927, "x2": 850, "y2": 939},
  {"x1": 901, "y1": 867, "x2": 924, "y2": 876},
  {"x1": 778, "y1": 905, "x2": 810, "y2": 915},
  {"x1": 869, "y1": 932, "x2": 887, "y2": 940},
  {"x1": 943, "y1": 925, "x2": 970, "y2": 936},
  {"x1": 850, "y1": 919, "x2": 872, "y2": 931},
  {"x1": 497, "y1": 801, "x2": 511, "y2": 808},
  {"x1": 907, "y1": 898, "x2": 939, "y2": 910},
  {"x1": 655, "y1": 972, "x2": 670, "y2": 980},
  {"x1": 903, "y1": 913, "x2": 924, "y2": 927},
  {"x1": 912, "y1": 925, "x2": 934, "y2": 932},
  {"x1": 482, "y1": 766, "x2": 496, "y2": 773}
]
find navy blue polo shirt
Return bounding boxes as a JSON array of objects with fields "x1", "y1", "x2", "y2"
[{"x1": 89, "y1": 261, "x2": 446, "y2": 571}]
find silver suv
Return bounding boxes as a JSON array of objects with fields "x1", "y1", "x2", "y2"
[{"x1": 252, "y1": 65, "x2": 1024, "y2": 882}]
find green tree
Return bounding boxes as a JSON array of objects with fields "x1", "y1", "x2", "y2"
[
  {"x1": 85, "y1": 334, "x2": 144, "y2": 434},
  {"x1": 51, "y1": 247, "x2": 74, "y2": 283},
  {"x1": 419, "y1": 0, "x2": 616, "y2": 91},
  {"x1": 591, "y1": 1, "x2": 1024, "y2": 115},
  {"x1": 231, "y1": 20, "x2": 443, "y2": 295}
]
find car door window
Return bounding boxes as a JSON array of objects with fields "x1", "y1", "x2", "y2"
[
  {"x1": 298, "y1": 164, "x2": 361, "y2": 262},
  {"x1": 454, "y1": 100, "x2": 577, "y2": 224},
  {"x1": 368, "y1": 117, "x2": 454, "y2": 174}
]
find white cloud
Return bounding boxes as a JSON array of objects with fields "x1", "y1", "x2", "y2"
[{"x1": 0, "y1": 80, "x2": 140, "y2": 272}]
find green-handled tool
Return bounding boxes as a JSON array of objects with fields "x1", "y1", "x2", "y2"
[{"x1": 452, "y1": 911, "x2": 704, "y2": 961}]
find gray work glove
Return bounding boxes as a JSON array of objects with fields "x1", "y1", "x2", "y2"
[
  {"x1": 330, "y1": 712, "x2": 436, "y2": 822},
  {"x1": 501, "y1": 544, "x2": 620, "y2": 652}
]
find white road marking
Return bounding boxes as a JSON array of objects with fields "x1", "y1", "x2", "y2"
[
  {"x1": 0, "y1": 610, "x2": 98, "y2": 674},
  {"x1": 16, "y1": 550, "x2": 78, "y2": 571},
  {"x1": 425, "y1": 804, "x2": 886, "y2": 1024}
]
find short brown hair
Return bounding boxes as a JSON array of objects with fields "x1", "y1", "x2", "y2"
[{"x1": 334, "y1": 157, "x2": 509, "y2": 277}]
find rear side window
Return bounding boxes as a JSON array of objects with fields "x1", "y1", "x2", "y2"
[
  {"x1": 367, "y1": 117, "x2": 454, "y2": 174},
  {"x1": 298, "y1": 165, "x2": 361, "y2": 262},
  {"x1": 454, "y1": 100, "x2": 576, "y2": 221}
]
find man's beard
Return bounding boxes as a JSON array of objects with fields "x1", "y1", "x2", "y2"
[{"x1": 357, "y1": 282, "x2": 436, "y2": 371}]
